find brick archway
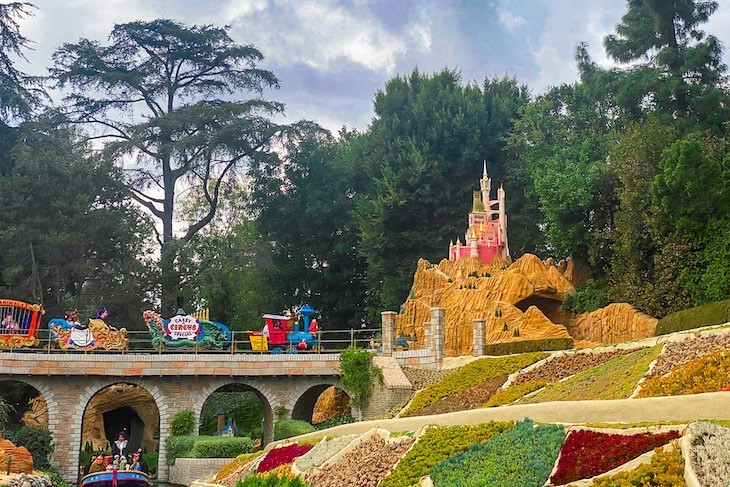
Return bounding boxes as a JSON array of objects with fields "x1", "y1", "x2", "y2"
[
  {"x1": 66, "y1": 379, "x2": 169, "y2": 481},
  {"x1": 193, "y1": 378, "x2": 276, "y2": 445},
  {"x1": 0, "y1": 377, "x2": 58, "y2": 441}
]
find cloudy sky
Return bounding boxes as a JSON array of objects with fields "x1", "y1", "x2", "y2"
[{"x1": 15, "y1": 0, "x2": 730, "y2": 132}]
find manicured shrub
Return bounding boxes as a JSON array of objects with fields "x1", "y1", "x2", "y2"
[
  {"x1": 191, "y1": 437, "x2": 253, "y2": 458},
  {"x1": 591, "y1": 447, "x2": 686, "y2": 486},
  {"x1": 380, "y1": 422, "x2": 512, "y2": 487},
  {"x1": 485, "y1": 380, "x2": 546, "y2": 407},
  {"x1": 480, "y1": 337, "x2": 573, "y2": 356},
  {"x1": 637, "y1": 348, "x2": 730, "y2": 397},
  {"x1": 550, "y1": 429, "x2": 680, "y2": 485},
  {"x1": 430, "y1": 418, "x2": 565, "y2": 487},
  {"x1": 274, "y1": 420, "x2": 316, "y2": 441},
  {"x1": 4, "y1": 426, "x2": 54, "y2": 469},
  {"x1": 521, "y1": 346, "x2": 662, "y2": 403},
  {"x1": 170, "y1": 410, "x2": 195, "y2": 436},
  {"x1": 402, "y1": 352, "x2": 548, "y2": 416},
  {"x1": 257, "y1": 443, "x2": 313, "y2": 473},
  {"x1": 236, "y1": 473, "x2": 308, "y2": 486},
  {"x1": 164, "y1": 435, "x2": 198, "y2": 465},
  {"x1": 655, "y1": 299, "x2": 730, "y2": 335}
]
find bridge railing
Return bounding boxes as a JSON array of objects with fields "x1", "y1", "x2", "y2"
[{"x1": 0, "y1": 327, "x2": 399, "y2": 354}]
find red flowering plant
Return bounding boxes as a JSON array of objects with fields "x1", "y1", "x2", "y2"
[
  {"x1": 257, "y1": 443, "x2": 314, "y2": 473},
  {"x1": 549, "y1": 429, "x2": 680, "y2": 485}
]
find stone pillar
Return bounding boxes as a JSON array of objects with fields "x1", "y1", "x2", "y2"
[
  {"x1": 473, "y1": 319, "x2": 486, "y2": 357},
  {"x1": 381, "y1": 311, "x2": 397, "y2": 357},
  {"x1": 430, "y1": 307, "x2": 445, "y2": 368},
  {"x1": 422, "y1": 321, "x2": 431, "y2": 349}
]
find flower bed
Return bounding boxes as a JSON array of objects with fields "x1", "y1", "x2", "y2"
[
  {"x1": 402, "y1": 352, "x2": 548, "y2": 416},
  {"x1": 514, "y1": 350, "x2": 634, "y2": 386},
  {"x1": 292, "y1": 434, "x2": 359, "y2": 472},
  {"x1": 257, "y1": 444, "x2": 313, "y2": 473},
  {"x1": 687, "y1": 422, "x2": 730, "y2": 486},
  {"x1": 637, "y1": 348, "x2": 730, "y2": 397},
  {"x1": 215, "y1": 452, "x2": 265, "y2": 486},
  {"x1": 549, "y1": 429, "x2": 680, "y2": 485},
  {"x1": 648, "y1": 333, "x2": 730, "y2": 378},
  {"x1": 309, "y1": 434, "x2": 414, "y2": 487},
  {"x1": 401, "y1": 367, "x2": 451, "y2": 390},
  {"x1": 430, "y1": 419, "x2": 564, "y2": 487},
  {"x1": 380, "y1": 422, "x2": 512, "y2": 487},
  {"x1": 591, "y1": 447, "x2": 686, "y2": 486},
  {"x1": 521, "y1": 346, "x2": 662, "y2": 403},
  {"x1": 485, "y1": 380, "x2": 546, "y2": 407}
]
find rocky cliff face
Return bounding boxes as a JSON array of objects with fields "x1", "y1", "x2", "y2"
[
  {"x1": 21, "y1": 396, "x2": 48, "y2": 430},
  {"x1": 312, "y1": 387, "x2": 351, "y2": 424},
  {"x1": 0, "y1": 438, "x2": 33, "y2": 473},
  {"x1": 568, "y1": 303, "x2": 659, "y2": 343}
]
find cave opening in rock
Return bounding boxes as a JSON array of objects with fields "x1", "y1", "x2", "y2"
[
  {"x1": 513, "y1": 296, "x2": 572, "y2": 325},
  {"x1": 292, "y1": 385, "x2": 351, "y2": 425},
  {"x1": 103, "y1": 406, "x2": 144, "y2": 452}
]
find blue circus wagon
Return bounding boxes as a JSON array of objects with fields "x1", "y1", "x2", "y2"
[{"x1": 246, "y1": 305, "x2": 320, "y2": 354}]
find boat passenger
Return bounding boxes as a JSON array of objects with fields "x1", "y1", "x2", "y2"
[
  {"x1": 129, "y1": 452, "x2": 144, "y2": 472},
  {"x1": 135, "y1": 448, "x2": 149, "y2": 473},
  {"x1": 111, "y1": 430, "x2": 128, "y2": 457},
  {"x1": 89, "y1": 454, "x2": 106, "y2": 473}
]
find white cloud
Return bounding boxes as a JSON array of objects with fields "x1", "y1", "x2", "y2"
[{"x1": 498, "y1": 10, "x2": 526, "y2": 32}]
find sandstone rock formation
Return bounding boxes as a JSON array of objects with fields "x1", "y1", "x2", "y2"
[
  {"x1": 21, "y1": 396, "x2": 48, "y2": 430},
  {"x1": 312, "y1": 387, "x2": 351, "y2": 424},
  {"x1": 81, "y1": 384, "x2": 159, "y2": 453},
  {"x1": 396, "y1": 254, "x2": 575, "y2": 356},
  {"x1": 568, "y1": 303, "x2": 659, "y2": 344},
  {"x1": 0, "y1": 438, "x2": 33, "y2": 473}
]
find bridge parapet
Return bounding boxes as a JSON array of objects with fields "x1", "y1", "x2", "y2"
[{"x1": 0, "y1": 352, "x2": 342, "y2": 377}]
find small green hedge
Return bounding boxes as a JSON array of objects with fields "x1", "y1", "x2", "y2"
[
  {"x1": 274, "y1": 420, "x2": 316, "y2": 440},
  {"x1": 165, "y1": 435, "x2": 252, "y2": 465},
  {"x1": 2, "y1": 426, "x2": 54, "y2": 469},
  {"x1": 235, "y1": 473, "x2": 308, "y2": 487},
  {"x1": 655, "y1": 299, "x2": 730, "y2": 335},
  {"x1": 481, "y1": 337, "x2": 574, "y2": 356},
  {"x1": 430, "y1": 418, "x2": 565, "y2": 486}
]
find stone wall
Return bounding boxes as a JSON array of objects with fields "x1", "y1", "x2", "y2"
[{"x1": 168, "y1": 458, "x2": 232, "y2": 487}]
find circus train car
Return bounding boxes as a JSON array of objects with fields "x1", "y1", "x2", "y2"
[
  {"x1": 0, "y1": 299, "x2": 44, "y2": 349},
  {"x1": 246, "y1": 305, "x2": 320, "y2": 354},
  {"x1": 143, "y1": 309, "x2": 232, "y2": 349},
  {"x1": 48, "y1": 309, "x2": 129, "y2": 351}
]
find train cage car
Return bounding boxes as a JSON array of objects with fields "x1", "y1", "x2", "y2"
[{"x1": 0, "y1": 299, "x2": 44, "y2": 349}]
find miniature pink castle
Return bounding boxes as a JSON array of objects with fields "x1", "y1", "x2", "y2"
[{"x1": 448, "y1": 162, "x2": 510, "y2": 264}]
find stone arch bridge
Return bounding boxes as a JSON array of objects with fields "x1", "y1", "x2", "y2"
[{"x1": 0, "y1": 351, "x2": 398, "y2": 482}]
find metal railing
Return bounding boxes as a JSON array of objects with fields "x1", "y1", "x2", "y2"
[{"x1": 0, "y1": 327, "x2": 403, "y2": 355}]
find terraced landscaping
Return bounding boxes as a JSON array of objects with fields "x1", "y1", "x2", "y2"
[
  {"x1": 519, "y1": 345, "x2": 662, "y2": 403},
  {"x1": 591, "y1": 447, "x2": 686, "y2": 486},
  {"x1": 513, "y1": 349, "x2": 634, "y2": 386},
  {"x1": 647, "y1": 332, "x2": 730, "y2": 378},
  {"x1": 637, "y1": 348, "x2": 730, "y2": 398}
]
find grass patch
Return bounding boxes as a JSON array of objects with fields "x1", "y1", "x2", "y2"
[
  {"x1": 402, "y1": 352, "x2": 548, "y2": 416},
  {"x1": 655, "y1": 300, "x2": 730, "y2": 335},
  {"x1": 520, "y1": 346, "x2": 662, "y2": 403},
  {"x1": 380, "y1": 422, "x2": 512, "y2": 487},
  {"x1": 637, "y1": 349, "x2": 730, "y2": 398},
  {"x1": 485, "y1": 380, "x2": 547, "y2": 407}
]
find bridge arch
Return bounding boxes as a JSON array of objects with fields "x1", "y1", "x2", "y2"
[
  {"x1": 69, "y1": 379, "x2": 168, "y2": 478},
  {"x1": 193, "y1": 378, "x2": 275, "y2": 445},
  {"x1": 290, "y1": 383, "x2": 352, "y2": 425},
  {"x1": 0, "y1": 377, "x2": 57, "y2": 443}
]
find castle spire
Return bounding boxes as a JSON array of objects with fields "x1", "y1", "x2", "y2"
[{"x1": 483, "y1": 160, "x2": 488, "y2": 177}]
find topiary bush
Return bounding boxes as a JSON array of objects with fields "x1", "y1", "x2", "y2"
[
  {"x1": 273, "y1": 420, "x2": 316, "y2": 441},
  {"x1": 3, "y1": 426, "x2": 53, "y2": 469},
  {"x1": 164, "y1": 435, "x2": 198, "y2": 465},
  {"x1": 191, "y1": 437, "x2": 253, "y2": 458},
  {"x1": 562, "y1": 279, "x2": 610, "y2": 314},
  {"x1": 170, "y1": 410, "x2": 195, "y2": 436},
  {"x1": 480, "y1": 337, "x2": 573, "y2": 355},
  {"x1": 655, "y1": 299, "x2": 730, "y2": 335}
]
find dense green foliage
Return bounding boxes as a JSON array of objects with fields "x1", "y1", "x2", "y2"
[
  {"x1": 273, "y1": 420, "x2": 316, "y2": 441},
  {"x1": 430, "y1": 419, "x2": 565, "y2": 487},
  {"x1": 403, "y1": 352, "x2": 548, "y2": 416},
  {"x1": 170, "y1": 410, "x2": 195, "y2": 436},
  {"x1": 562, "y1": 279, "x2": 610, "y2": 314},
  {"x1": 2, "y1": 426, "x2": 53, "y2": 469},
  {"x1": 656, "y1": 300, "x2": 730, "y2": 335},
  {"x1": 480, "y1": 338, "x2": 573, "y2": 356},
  {"x1": 164, "y1": 435, "x2": 252, "y2": 464},
  {"x1": 380, "y1": 422, "x2": 512, "y2": 487},
  {"x1": 339, "y1": 346, "x2": 383, "y2": 410},
  {"x1": 199, "y1": 391, "x2": 265, "y2": 437},
  {"x1": 235, "y1": 474, "x2": 308, "y2": 487}
]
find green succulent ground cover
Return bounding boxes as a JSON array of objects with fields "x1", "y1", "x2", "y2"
[
  {"x1": 380, "y1": 421, "x2": 513, "y2": 487},
  {"x1": 402, "y1": 352, "x2": 548, "y2": 416},
  {"x1": 430, "y1": 419, "x2": 565, "y2": 487},
  {"x1": 485, "y1": 380, "x2": 547, "y2": 407},
  {"x1": 519, "y1": 346, "x2": 662, "y2": 403}
]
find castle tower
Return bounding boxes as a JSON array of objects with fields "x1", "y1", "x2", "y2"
[{"x1": 448, "y1": 164, "x2": 510, "y2": 265}]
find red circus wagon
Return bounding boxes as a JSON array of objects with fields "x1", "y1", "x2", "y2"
[{"x1": 0, "y1": 299, "x2": 45, "y2": 348}]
